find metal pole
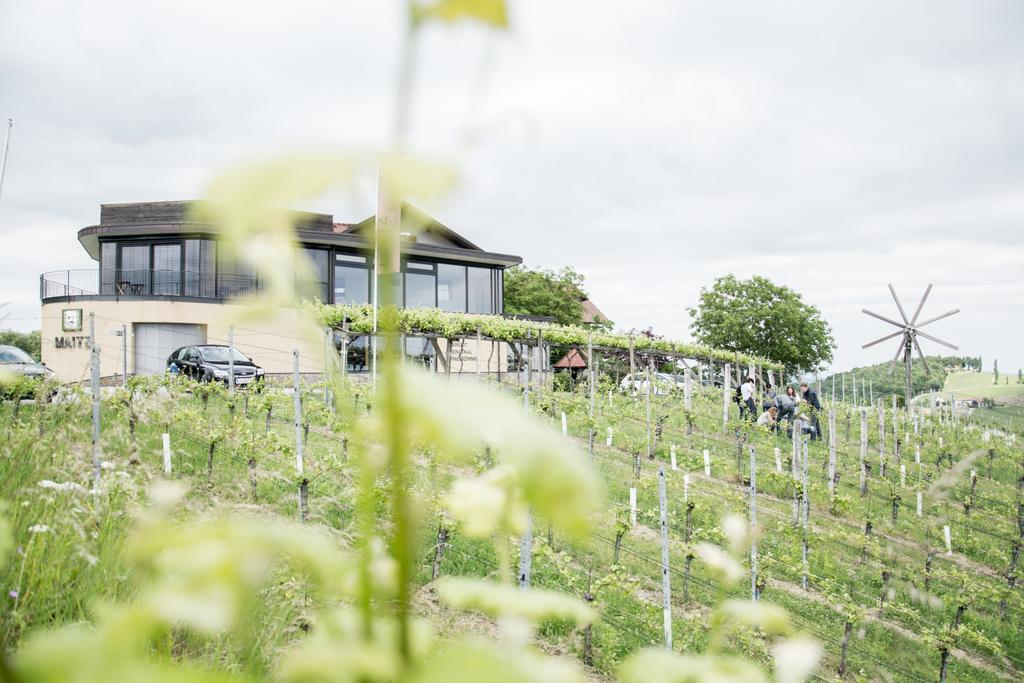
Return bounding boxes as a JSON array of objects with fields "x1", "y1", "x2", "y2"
[
  {"x1": 659, "y1": 463, "x2": 672, "y2": 648},
  {"x1": 801, "y1": 438, "x2": 810, "y2": 590},
  {"x1": 860, "y1": 409, "x2": 868, "y2": 496},
  {"x1": 828, "y1": 409, "x2": 836, "y2": 501},
  {"x1": 520, "y1": 367, "x2": 533, "y2": 586},
  {"x1": 723, "y1": 362, "x2": 731, "y2": 427},
  {"x1": 0, "y1": 119, "x2": 12, "y2": 203},
  {"x1": 588, "y1": 333, "x2": 595, "y2": 457},
  {"x1": 293, "y1": 349, "x2": 303, "y2": 475},
  {"x1": 518, "y1": 512, "x2": 532, "y2": 587},
  {"x1": 121, "y1": 324, "x2": 127, "y2": 388},
  {"x1": 228, "y1": 325, "x2": 235, "y2": 394},
  {"x1": 749, "y1": 445, "x2": 758, "y2": 601},
  {"x1": 89, "y1": 313, "x2": 101, "y2": 492},
  {"x1": 646, "y1": 359, "x2": 652, "y2": 458}
]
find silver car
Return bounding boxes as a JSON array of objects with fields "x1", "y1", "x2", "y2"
[{"x1": 0, "y1": 345, "x2": 54, "y2": 379}]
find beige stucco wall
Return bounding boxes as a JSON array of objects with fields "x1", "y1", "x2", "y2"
[
  {"x1": 41, "y1": 299, "x2": 509, "y2": 383},
  {"x1": 41, "y1": 300, "x2": 327, "y2": 382}
]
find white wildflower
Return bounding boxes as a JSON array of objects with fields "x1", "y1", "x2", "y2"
[
  {"x1": 100, "y1": 461, "x2": 115, "y2": 470},
  {"x1": 78, "y1": 550, "x2": 98, "y2": 566},
  {"x1": 38, "y1": 480, "x2": 86, "y2": 493},
  {"x1": 28, "y1": 525, "x2": 51, "y2": 534}
]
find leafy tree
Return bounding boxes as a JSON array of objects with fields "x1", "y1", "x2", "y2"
[
  {"x1": 687, "y1": 275, "x2": 834, "y2": 375},
  {"x1": 504, "y1": 265, "x2": 610, "y2": 327},
  {"x1": 0, "y1": 329, "x2": 41, "y2": 360}
]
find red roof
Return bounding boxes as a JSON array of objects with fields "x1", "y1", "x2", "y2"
[{"x1": 554, "y1": 348, "x2": 588, "y2": 369}]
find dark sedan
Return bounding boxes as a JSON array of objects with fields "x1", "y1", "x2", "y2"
[{"x1": 167, "y1": 345, "x2": 264, "y2": 386}]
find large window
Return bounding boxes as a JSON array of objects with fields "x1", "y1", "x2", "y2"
[
  {"x1": 437, "y1": 263, "x2": 466, "y2": 312},
  {"x1": 405, "y1": 261, "x2": 436, "y2": 308},
  {"x1": 467, "y1": 266, "x2": 493, "y2": 314},
  {"x1": 298, "y1": 248, "x2": 330, "y2": 302},
  {"x1": 334, "y1": 253, "x2": 371, "y2": 304},
  {"x1": 120, "y1": 245, "x2": 150, "y2": 294},
  {"x1": 184, "y1": 239, "x2": 216, "y2": 297},
  {"x1": 217, "y1": 248, "x2": 257, "y2": 298},
  {"x1": 153, "y1": 243, "x2": 181, "y2": 295},
  {"x1": 100, "y1": 242, "x2": 117, "y2": 295}
]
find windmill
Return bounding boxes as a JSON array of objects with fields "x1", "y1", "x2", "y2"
[{"x1": 862, "y1": 284, "x2": 959, "y2": 410}]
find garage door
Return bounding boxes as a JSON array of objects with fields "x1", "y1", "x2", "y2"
[{"x1": 134, "y1": 323, "x2": 207, "y2": 376}]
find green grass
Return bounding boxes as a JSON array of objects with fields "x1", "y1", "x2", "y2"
[
  {"x1": 943, "y1": 371, "x2": 1024, "y2": 403},
  {"x1": 1, "y1": 375, "x2": 1022, "y2": 682}
]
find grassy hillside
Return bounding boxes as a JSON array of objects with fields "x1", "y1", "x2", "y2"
[
  {"x1": 944, "y1": 371, "x2": 1024, "y2": 404},
  {"x1": 1, "y1": 373, "x2": 1022, "y2": 682}
]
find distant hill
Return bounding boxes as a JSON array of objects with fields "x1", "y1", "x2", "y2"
[
  {"x1": 821, "y1": 355, "x2": 969, "y2": 405},
  {"x1": 936, "y1": 371, "x2": 1024, "y2": 405}
]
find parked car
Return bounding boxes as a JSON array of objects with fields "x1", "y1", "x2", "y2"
[
  {"x1": 0, "y1": 345, "x2": 54, "y2": 379},
  {"x1": 619, "y1": 372, "x2": 683, "y2": 396},
  {"x1": 167, "y1": 345, "x2": 264, "y2": 386},
  {"x1": 0, "y1": 345, "x2": 55, "y2": 400}
]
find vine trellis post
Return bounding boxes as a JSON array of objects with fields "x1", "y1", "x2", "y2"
[
  {"x1": 749, "y1": 444, "x2": 758, "y2": 601},
  {"x1": 588, "y1": 333, "x2": 595, "y2": 457},
  {"x1": 89, "y1": 312, "x2": 101, "y2": 492},
  {"x1": 722, "y1": 363, "x2": 731, "y2": 428},
  {"x1": 659, "y1": 464, "x2": 672, "y2": 649}
]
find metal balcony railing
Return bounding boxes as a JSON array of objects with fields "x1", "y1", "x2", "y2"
[{"x1": 39, "y1": 269, "x2": 262, "y2": 301}]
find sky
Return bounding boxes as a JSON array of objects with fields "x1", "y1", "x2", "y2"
[{"x1": 1, "y1": 0, "x2": 1022, "y2": 374}]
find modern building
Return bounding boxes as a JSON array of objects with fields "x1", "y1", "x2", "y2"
[{"x1": 39, "y1": 200, "x2": 521, "y2": 382}]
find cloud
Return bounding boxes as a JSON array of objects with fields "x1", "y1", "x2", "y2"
[{"x1": 1, "y1": 0, "x2": 1022, "y2": 373}]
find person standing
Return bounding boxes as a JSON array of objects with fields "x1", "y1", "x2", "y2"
[
  {"x1": 800, "y1": 382, "x2": 821, "y2": 440},
  {"x1": 740, "y1": 376, "x2": 756, "y2": 421}
]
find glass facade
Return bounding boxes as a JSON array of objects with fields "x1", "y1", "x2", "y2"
[
  {"x1": 119, "y1": 245, "x2": 150, "y2": 293},
  {"x1": 334, "y1": 253, "x2": 371, "y2": 304},
  {"x1": 437, "y1": 263, "x2": 466, "y2": 312},
  {"x1": 298, "y1": 248, "x2": 330, "y2": 302},
  {"x1": 93, "y1": 240, "x2": 503, "y2": 314},
  {"x1": 184, "y1": 239, "x2": 216, "y2": 297},
  {"x1": 100, "y1": 242, "x2": 117, "y2": 295},
  {"x1": 405, "y1": 261, "x2": 436, "y2": 308},
  {"x1": 468, "y1": 266, "x2": 493, "y2": 314},
  {"x1": 153, "y1": 244, "x2": 181, "y2": 295}
]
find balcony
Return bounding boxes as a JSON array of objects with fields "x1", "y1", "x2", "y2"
[{"x1": 39, "y1": 269, "x2": 260, "y2": 302}]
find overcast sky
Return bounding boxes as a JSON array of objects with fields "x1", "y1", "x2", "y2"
[{"x1": 1, "y1": 0, "x2": 1022, "y2": 374}]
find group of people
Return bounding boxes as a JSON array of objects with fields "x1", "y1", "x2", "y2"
[{"x1": 736, "y1": 377, "x2": 822, "y2": 439}]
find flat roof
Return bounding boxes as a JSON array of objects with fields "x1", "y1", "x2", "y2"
[{"x1": 76, "y1": 201, "x2": 523, "y2": 268}]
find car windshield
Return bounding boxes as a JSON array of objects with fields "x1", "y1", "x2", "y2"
[
  {"x1": 198, "y1": 346, "x2": 250, "y2": 363},
  {"x1": 0, "y1": 347, "x2": 35, "y2": 364}
]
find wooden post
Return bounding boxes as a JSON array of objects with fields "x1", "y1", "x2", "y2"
[
  {"x1": 749, "y1": 445, "x2": 758, "y2": 601},
  {"x1": 518, "y1": 513, "x2": 532, "y2": 587},
  {"x1": 802, "y1": 438, "x2": 810, "y2": 590},
  {"x1": 162, "y1": 433, "x2": 171, "y2": 474},
  {"x1": 89, "y1": 312, "x2": 101, "y2": 492},
  {"x1": 659, "y1": 464, "x2": 672, "y2": 649},
  {"x1": 293, "y1": 349, "x2": 304, "y2": 476},
  {"x1": 228, "y1": 325, "x2": 235, "y2": 394},
  {"x1": 722, "y1": 362, "x2": 731, "y2": 427},
  {"x1": 588, "y1": 333, "x2": 595, "y2": 456},
  {"x1": 828, "y1": 410, "x2": 837, "y2": 504}
]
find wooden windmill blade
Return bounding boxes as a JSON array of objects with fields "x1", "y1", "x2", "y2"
[
  {"x1": 910, "y1": 284, "x2": 933, "y2": 324},
  {"x1": 910, "y1": 334, "x2": 931, "y2": 375},
  {"x1": 863, "y1": 284, "x2": 959, "y2": 409}
]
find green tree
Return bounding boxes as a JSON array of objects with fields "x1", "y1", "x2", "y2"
[
  {"x1": 503, "y1": 265, "x2": 608, "y2": 327},
  {"x1": 0, "y1": 329, "x2": 41, "y2": 360},
  {"x1": 688, "y1": 274, "x2": 834, "y2": 374},
  {"x1": 993, "y1": 359, "x2": 999, "y2": 385}
]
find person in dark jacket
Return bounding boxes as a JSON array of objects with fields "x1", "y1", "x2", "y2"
[{"x1": 800, "y1": 382, "x2": 821, "y2": 440}]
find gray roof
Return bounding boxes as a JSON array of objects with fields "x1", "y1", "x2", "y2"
[{"x1": 76, "y1": 200, "x2": 522, "y2": 268}]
